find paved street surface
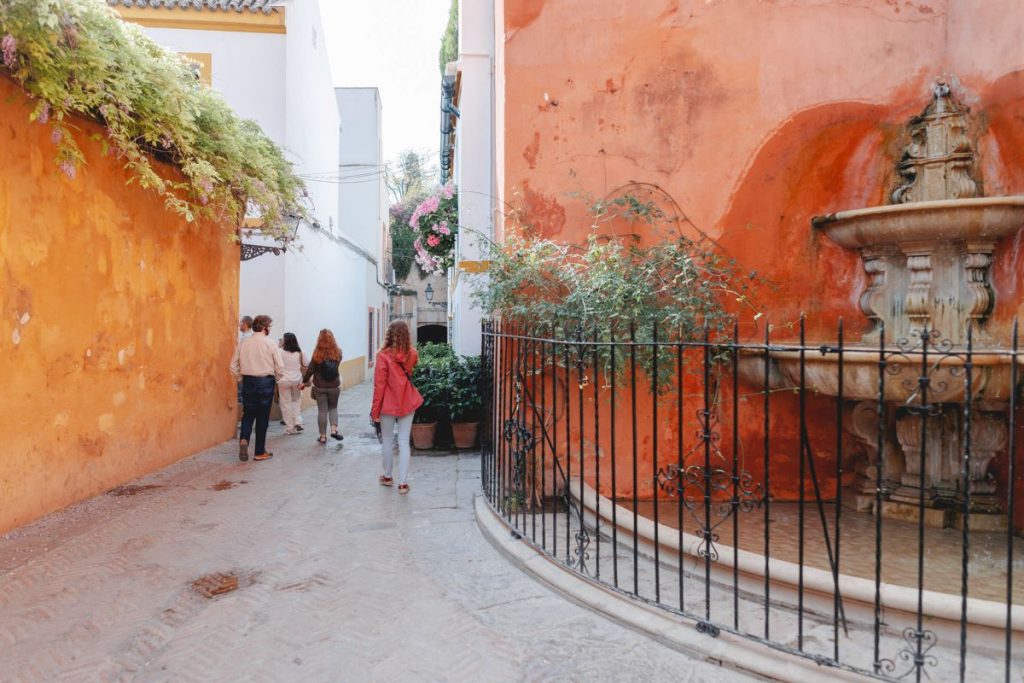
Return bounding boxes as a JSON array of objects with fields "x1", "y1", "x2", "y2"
[{"x1": 0, "y1": 381, "x2": 747, "y2": 682}]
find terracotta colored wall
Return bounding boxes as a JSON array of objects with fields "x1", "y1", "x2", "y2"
[
  {"x1": 499, "y1": 0, "x2": 1024, "y2": 501},
  {"x1": 0, "y1": 77, "x2": 239, "y2": 533}
]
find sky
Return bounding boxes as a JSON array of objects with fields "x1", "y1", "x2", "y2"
[{"x1": 320, "y1": 0, "x2": 452, "y2": 167}]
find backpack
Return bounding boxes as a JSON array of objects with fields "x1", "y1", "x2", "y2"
[{"x1": 319, "y1": 359, "x2": 340, "y2": 381}]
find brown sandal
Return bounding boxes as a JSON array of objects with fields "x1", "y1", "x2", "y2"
[
  {"x1": 379, "y1": 475, "x2": 393, "y2": 487},
  {"x1": 397, "y1": 484, "x2": 409, "y2": 494}
]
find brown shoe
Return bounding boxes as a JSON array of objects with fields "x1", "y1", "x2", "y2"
[
  {"x1": 239, "y1": 440, "x2": 249, "y2": 462},
  {"x1": 253, "y1": 452, "x2": 273, "y2": 461}
]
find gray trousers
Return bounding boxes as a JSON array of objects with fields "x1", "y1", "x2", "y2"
[
  {"x1": 311, "y1": 386, "x2": 340, "y2": 435},
  {"x1": 381, "y1": 413, "x2": 414, "y2": 485}
]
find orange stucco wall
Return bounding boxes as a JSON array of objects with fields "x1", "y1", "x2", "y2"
[
  {"x1": 499, "y1": 0, "x2": 1024, "y2": 503},
  {"x1": 0, "y1": 77, "x2": 239, "y2": 533}
]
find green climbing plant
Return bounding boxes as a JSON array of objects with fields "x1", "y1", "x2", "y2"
[{"x1": 0, "y1": 0, "x2": 305, "y2": 240}]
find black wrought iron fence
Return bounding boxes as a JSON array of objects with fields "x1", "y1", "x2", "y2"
[{"x1": 480, "y1": 318, "x2": 1023, "y2": 681}]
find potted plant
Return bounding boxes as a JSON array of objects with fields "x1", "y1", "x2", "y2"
[
  {"x1": 448, "y1": 355, "x2": 483, "y2": 449},
  {"x1": 410, "y1": 345, "x2": 454, "y2": 449}
]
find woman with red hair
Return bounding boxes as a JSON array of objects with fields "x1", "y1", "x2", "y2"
[
  {"x1": 301, "y1": 329, "x2": 344, "y2": 444},
  {"x1": 370, "y1": 321, "x2": 423, "y2": 493}
]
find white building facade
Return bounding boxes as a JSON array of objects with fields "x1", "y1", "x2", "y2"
[
  {"x1": 335, "y1": 87, "x2": 391, "y2": 371},
  {"x1": 112, "y1": 0, "x2": 389, "y2": 387}
]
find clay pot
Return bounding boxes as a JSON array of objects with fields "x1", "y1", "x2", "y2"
[
  {"x1": 451, "y1": 421, "x2": 479, "y2": 449},
  {"x1": 410, "y1": 422, "x2": 437, "y2": 450}
]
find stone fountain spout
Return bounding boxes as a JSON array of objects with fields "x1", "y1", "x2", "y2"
[{"x1": 890, "y1": 80, "x2": 981, "y2": 205}]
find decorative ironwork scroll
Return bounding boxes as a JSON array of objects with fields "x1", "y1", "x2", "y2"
[
  {"x1": 240, "y1": 243, "x2": 284, "y2": 261},
  {"x1": 656, "y1": 408, "x2": 763, "y2": 563}
]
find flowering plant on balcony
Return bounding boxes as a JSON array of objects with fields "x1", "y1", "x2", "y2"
[{"x1": 410, "y1": 183, "x2": 458, "y2": 275}]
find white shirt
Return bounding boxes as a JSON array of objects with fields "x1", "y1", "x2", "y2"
[
  {"x1": 230, "y1": 332, "x2": 284, "y2": 380},
  {"x1": 281, "y1": 350, "x2": 306, "y2": 384}
]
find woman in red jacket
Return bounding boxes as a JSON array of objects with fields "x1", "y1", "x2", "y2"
[{"x1": 371, "y1": 321, "x2": 423, "y2": 494}]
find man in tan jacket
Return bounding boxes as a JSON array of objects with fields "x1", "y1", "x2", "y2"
[{"x1": 230, "y1": 314, "x2": 284, "y2": 461}]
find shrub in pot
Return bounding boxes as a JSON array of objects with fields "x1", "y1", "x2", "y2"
[
  {"x1": 410, "y1": 350, "x2": 451, "y2": 449},
  {"x1": 448, "y1": 355, "x2": 483, "y2": 449}
]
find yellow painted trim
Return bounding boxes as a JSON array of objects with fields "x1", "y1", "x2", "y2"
[
  {"x1": 340, "y1": 355, "x2": 366, "y2": 390},
  {"x1": 114, "y1": 6, "x2": 286, "y2": 34},
  {"x1": 459, "y1": 260, "x2": 491, "y2": 273},
  {"x1": 181, "y1": 52, "x2": 212, "y2": 86}
]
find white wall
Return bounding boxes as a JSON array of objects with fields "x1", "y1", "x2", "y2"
[
  {"x1": 336, "y1": 88, "x2": 385, "y2": 256},
  {"x1": 452, "y1": 0, "x2": 496, "y2": 356},
  {"x1": 277, "y1": 0, "x2": 348, "y2": 360},
  {"x1": 139, "y1": 27, "x2": 286, "y2": 143},
  {"x1": 336, "y1": 87, "x2": 389, "y2": 365}
]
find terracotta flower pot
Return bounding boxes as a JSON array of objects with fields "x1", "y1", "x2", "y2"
[
  {"x1": 410, "y1": 422, "x2": 437, "y2": 450},
  {"x1": 451, "y1": 421, "x2": 479, "y2": 449}
]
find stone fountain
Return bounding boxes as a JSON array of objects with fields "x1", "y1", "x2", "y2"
[{"x1": 757, "y1": 81, "x2": 1024, "y2": 529}]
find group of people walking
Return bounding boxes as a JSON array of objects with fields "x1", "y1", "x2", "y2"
[{"x1": 230, "y1": 316, "x2": 423, "y2": 493}]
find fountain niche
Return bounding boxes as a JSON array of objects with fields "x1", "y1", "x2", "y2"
[{"x1": 767, "y1": 81, "x2": 1024, "y2": 530}]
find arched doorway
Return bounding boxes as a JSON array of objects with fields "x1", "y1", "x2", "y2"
[{"x1": 417, "y1": 324, "x2": 448, "y2": 345}]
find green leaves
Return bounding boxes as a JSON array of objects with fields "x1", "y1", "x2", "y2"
[
  {"x1": 0, "y1": 0, "x2": 304, "y2": 239},
  {"x1": 411, "y1": 345, "x2": 483, "y2": 423},
  {"x1": 472, "y1": 192, "x2": 763, "y2": 390}
]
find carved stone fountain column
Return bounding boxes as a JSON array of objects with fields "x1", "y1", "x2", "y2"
[{"x1": 811, "y1": 79, "x2": 1024, "y2": 529}]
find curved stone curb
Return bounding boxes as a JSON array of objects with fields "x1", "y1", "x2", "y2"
[
  {"x1": 474, "y1": 493, "x2": 871, "y2": 683},
  {"x1": 570, "y1": 478, "x2": 1024, "y2": 633}
]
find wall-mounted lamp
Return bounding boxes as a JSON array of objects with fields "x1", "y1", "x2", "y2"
[{"x1": 423, "y1": 282, "x2": 446, "y2": 308}]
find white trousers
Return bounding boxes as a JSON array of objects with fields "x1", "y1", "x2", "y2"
[
  {"x1": 278, "y1": 381, "x2": 303, "y2": 431},
  {"x1": 381, "y1": 413, "x2": 414, "y2": 485}
]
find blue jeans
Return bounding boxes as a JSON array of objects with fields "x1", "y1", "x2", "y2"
[{"x1": 240, "y1": 375, "x2": 276, "y2": 455}]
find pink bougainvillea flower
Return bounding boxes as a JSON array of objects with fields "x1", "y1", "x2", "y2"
[
  {"x1": 427, "y1": 234, "x2": 441, "y2": 247},
  {"x1": 418, "y1": 195, "x2": 439, "y2": 216},
  {"x1": 441, "y1": 183, "x2": 454, "y2": 199},
  {"x1": 2, "y1": 35, "x2": 16, "y2": 68}
]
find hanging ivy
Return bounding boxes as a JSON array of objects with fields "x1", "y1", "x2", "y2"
[{"x1": 0, "y1": 0, "x2": 305, "y2": 240}]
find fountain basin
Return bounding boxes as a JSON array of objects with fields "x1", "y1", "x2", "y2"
[
  {"x1": 739, "y1": 347, "x2": 1021, "y2": 403},
  {"x1": 812, "y1": 196, "x2": 1024, "y2": 248}
]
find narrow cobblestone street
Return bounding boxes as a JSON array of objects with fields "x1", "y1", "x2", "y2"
[{"x1": 0, "y1": 381, "x2": 743, "y2": 682}]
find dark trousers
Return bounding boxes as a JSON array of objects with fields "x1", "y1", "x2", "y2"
[{"x1": 240, "y1": 375, "x2": 276, "y2": 455}]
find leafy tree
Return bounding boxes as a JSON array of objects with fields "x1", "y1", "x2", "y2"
[
  {"x1": 390, "y1": 201, "x2": 418, "y2": 280},
  {"x1": 438, "y1": 0, "x2": 458, "y2": 74},
  {"x1": 384, "y1": 150, "x2": 433, "y2": 205}
]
